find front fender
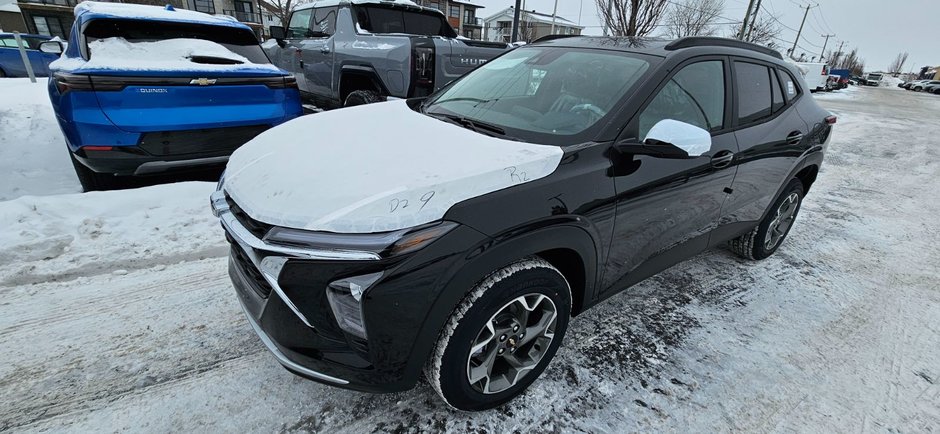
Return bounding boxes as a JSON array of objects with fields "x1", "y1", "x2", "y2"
[{"x1": 397, "y1": 223, "x2": 599, "y2": 388}]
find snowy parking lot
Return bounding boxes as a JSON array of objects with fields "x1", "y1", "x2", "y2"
[{"x1": 1, "y1": 79, "x2": 938, "y2": 432}]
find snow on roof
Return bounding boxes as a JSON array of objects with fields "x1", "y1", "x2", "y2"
[
  {"x1": 0, "y1": 0, "x2": 20, "y2": 14},
  {"x1": 297, "y1": 0, "x2": 419, "y2": 11},
  {"x1": 74, "y1": 1, "x2": 246, "y2": 27},
  {"x1": 483, "y1": 6, "x2": 581, "y2": 28},
  {"x1": 50, "y1": 37, "x2": 281, "y2": 73}
]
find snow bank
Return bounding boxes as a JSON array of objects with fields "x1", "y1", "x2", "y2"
[
  {"x1": 0, "y1": 79, "x2": 81, "y2": 201},
  {"x1": 51, "y1": 37, "x2": 281, "y2": 73},
  {"x1": 0, "y1": 182, "x2": 224, "y2": 287}
]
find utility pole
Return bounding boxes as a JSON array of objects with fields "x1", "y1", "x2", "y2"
[
  {"x1": 550, "y1": 0, "x2": 559, "y2": 34},
  {"x1": 789, "y1": 4, "x2": 814, "y2": 60},
  {"x1": 819, "y1": 33, "x2": 835, "y2": 62},
  {"x1": 510, "y1": 0, "x2": 522, "y2": 42},
  {"x1": 738, "y1": 0, "x2": 757, "y2": 40},
  {"x1": 745, "y1": 0, "x2": 763, "y2": 41}
]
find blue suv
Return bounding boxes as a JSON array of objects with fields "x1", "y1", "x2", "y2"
[
  {"x1": 0, "y1": 33, "x2": 59, "y2": 77},
  {"x1": 46, "y1": 2, "x2": 302, "y2": 191}
]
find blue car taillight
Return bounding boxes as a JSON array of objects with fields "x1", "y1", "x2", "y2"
[{"x1": 52, "y1": 72, "x2": 93, "y2": 94}]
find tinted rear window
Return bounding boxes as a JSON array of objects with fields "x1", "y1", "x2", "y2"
[
  {"x1": 82, "y1": 19, "x2": 269, "y2": 64},
  {"x1": 735, "y1": 61, "x2": 773, "y2": 124},
  {"x1": 354, "y1": 5, "x2": 456, "y2": 37}
]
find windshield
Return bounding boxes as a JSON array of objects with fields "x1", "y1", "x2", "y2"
[
  {"x1": 82, "y1": 19, "x2": 270, "y2": 64},
  {"x1": 354, "y1": 5, "x2": 456, "y2": 37},
  {"x1": 422, "y1": 47, "x2": 652, "y2": 144}
]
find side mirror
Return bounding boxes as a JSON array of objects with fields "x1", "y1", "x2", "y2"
[
  {"x1": 269, "y1": 25, "x2": 286, "y2": 40},
  {"x1": 614, "y1": 119, "x2": 712, "y2": 159},
  {"x1": 643, "y1": 119, "x2": 712, "y2": 157},
  {"x1": 39, "y1": 40, "x2": 63, "y2": 55}
]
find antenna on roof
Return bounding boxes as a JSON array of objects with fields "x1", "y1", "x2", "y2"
[{"x1": 165, "y1": 4, "x2": 175, "y2": 11}]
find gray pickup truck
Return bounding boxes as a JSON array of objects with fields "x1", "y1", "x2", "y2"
[{"x1": 266, "y1": 0, "x2": 510, "y2": 108}]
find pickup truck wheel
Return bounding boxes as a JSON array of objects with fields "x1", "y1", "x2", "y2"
[
  {"x1": 0, "y1": 68, "x2": 6, "y2": 77},
  {"x1": 69, "y1": 152, "x2": 121, "y2": 192},
  {"x1": 344, "y1": 90, "x2": 384, "y2": 107},
  {"x1": 426, "y1": 257, "x2": 571, "y2": 411},
  {"x1": 729, "y1": 179, "x2": 804, "y2": 260}
]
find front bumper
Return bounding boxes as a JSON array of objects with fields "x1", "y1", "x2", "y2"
[{"x1": 211, "y1": 190, "x2": 477, "y2": 393}]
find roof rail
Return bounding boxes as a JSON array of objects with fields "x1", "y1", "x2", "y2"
[
  {"x1": 665, "y1": 37, "x2": 783, "y2": 60},
  {"x1": 533, "y1": 34, "x2": 579, "y2": 44}
]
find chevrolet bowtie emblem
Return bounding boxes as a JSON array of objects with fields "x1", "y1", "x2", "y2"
[{"x1": 190, "y1": 78, "x2": 217, "y2": 85}]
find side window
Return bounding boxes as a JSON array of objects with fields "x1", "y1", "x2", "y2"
[
  {"x1": 312, "y1": 7, "x2": 337, "y2": 36},
  {"x1": 0, "y1": 38, "x2": 16, "y2": 48},
  {"x1": 778, "y1": 69, "x2": 801, "y2": 102},
  {"x1": 638, "y1": 60, "x2": 725, "y2": 139},
  {"x1": 287, "y1": 9, "x2": 313, "y2": 38},
  {"x1": 735, "y1": 61, "x2": 773, "y2": 124},
  {"x1": 770, "y1": 69, "x2": 784, "y2": 113}
]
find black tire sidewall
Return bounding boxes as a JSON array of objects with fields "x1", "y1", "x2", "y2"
[
  {"x1": 344, "y1": 90, "x2": 382, "y2": 107},
  {"x1": 437, "y1": 265, "x2": 571, "y2": 411},
  {"x1": 752, "y1": 179, "x2": 804, "y2": 259}
]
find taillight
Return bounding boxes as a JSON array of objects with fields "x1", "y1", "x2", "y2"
[
  {"x1": 821, "y1": 66, "x2": 826, "y2": 75},
  {"x1": 82, "y1": 146, "x2": 114, "y2": 151},
  {"x1": 53, "y1": 72, "x2": 93, "y2": 94},
  {"x1": 261, "y1": 75, "x2": 298, "y2": 89},
  {"x1": 825, "y1": 115, "x2": 837, "y2": 125}
]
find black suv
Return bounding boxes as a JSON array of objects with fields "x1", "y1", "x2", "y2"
[{"x1": 211, "y1": 36, "x2": 834, "y2": 411}]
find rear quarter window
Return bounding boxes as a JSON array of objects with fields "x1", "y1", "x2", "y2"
[{"x1": 778, "y1": 68, "x2": 802, "y2": 102}]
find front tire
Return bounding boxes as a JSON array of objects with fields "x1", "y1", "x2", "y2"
[
  {"x1": 730, "y1": 179, "x2": 804, "y2": 260},
  {"x1": 343, "y1": 90, "x2": 384, "y2": 107},
  {"x1": 426, "y1": 257, "x2": 571, "y2": 411},
  {"x1": 70, "y1": 152, "x2": 121, "y2": 192}
]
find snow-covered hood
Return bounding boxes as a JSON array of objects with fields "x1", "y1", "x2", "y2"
[{"x1": 222, "y1": 100, "x2": 564, "y2": 233}]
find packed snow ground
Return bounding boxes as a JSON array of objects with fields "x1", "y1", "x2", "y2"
[{"x1": 0, "y1": 80, "x2": 938, "y2": 432}]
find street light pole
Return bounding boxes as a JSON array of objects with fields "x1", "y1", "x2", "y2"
[
  {"x1": 789, "y1": 4, "x2": 813, "y2": 60},
  {"x1": 819, "y1": 34, "x2": 835, "y2": 62},
  {"x1": 550, "y1": 0, "x2": 559, "y2": 34},
  {"x1": 738, "y1": 0, "x2": 757, "y2": 40}
]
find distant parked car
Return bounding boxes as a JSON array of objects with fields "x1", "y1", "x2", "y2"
[
  {"x1": 911, "y1": 80, "x2": 940, "y2": 91},
  {"x1": 863, "y1": 73, "x2": 883, "y2": 86},
  {"x1": 0, "y1": 33, "x2": 59, "y2": 77},
  {"x1": 924, "y1": 83, "x2": 940, "y2": 94},
  {"x1": 46, "y1": 1, "x2": 302, "y2": 191}
]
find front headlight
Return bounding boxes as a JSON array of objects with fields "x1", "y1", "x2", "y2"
[
  {"x1": 326, "y1": 272, "x2": 383, "y2": 339},
  {"x1": 262, "y1": 221, "x2": 458, "y2": 258}
]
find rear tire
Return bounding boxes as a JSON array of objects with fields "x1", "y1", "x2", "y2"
[
  {"x1": 730, "y1": 179, "x2": 804, "y2": 260},
  {"x1": 426, "y1": 257, "x2": 571, "y2": 411},
  {"x1": 343, "y1": 90, "x2": 384, "y2": 107},
  {"x1": 0, "y1": 69, "x2": 6, "y2": 78},
  {"x1": 70, "y1": 152, "x2": 121, "y2": 192}
]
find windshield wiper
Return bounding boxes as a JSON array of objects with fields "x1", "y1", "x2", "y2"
[
  {"x1": 427, "y1": 97, "x2": 499, "y2": 108},
  {"x1": 425, "y1": 112, "x2": 517, "y2": 140}
]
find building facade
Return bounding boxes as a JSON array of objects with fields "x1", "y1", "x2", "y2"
[
  {"x1": 15, "y1": 0, "x2": 264, "y2": 39},
  {"x1": 412, "y1": 0, "x2": 484, "y2": 39},
  {"x1": 0, "y1": 0, "x2": 28, "y2": 32},
  {"x1": 482, "y1": 6, "x2": 582, "y2": 44}
]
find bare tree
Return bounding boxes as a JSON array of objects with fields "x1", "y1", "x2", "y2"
[
  {"x1": 595, "y1": 0, "x2": 670, "y2": 37},
  {"x1": 834, "y1": 47, "x2": 864, "y2": 76},
  {"x1": 887, "y1": 52, "x2": 909, "y2": 74},
  {"x1": 727, "y1": 13, "x2": 780, "y2": 48},
  {"x1": 664, "y1": 0, "x2": 725, "y2": 38},
  {"x1": 262, "y1": 0, "x2": 311, "y2": 27}
]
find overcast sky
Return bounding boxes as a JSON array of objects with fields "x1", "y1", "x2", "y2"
[{"x1": 470, "y1": 0, "x2": 934, "y2": 73}]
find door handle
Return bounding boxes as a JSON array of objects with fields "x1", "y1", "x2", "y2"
[
  {"x1": 786, "y1": 131, "x2": 804, "y2": 145},
  {"x1": 710, "y1": 150, "x2": 734, "y2": 168}
]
